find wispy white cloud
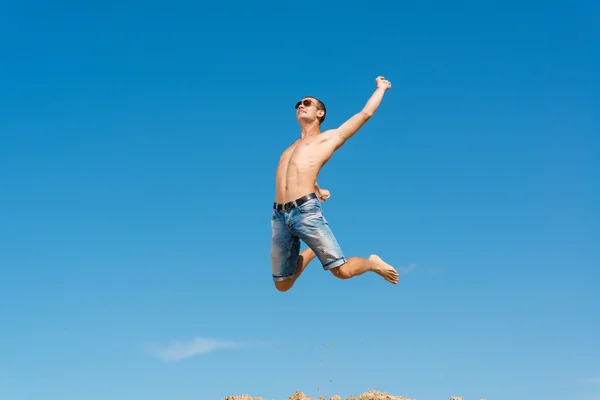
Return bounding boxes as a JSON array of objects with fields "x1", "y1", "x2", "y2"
[
  {"x1": 398, "y1": 263, "x2": 416, "y2": 275},
  {"x1": 146, "y1": 336, "x2": 261, "y2": 362},
  {"x1": 426, "y1": 267, "x2": 443, "y2": 276},
  {"x1": 584, "y1": 377, "x2": 600, "y2": 384}
]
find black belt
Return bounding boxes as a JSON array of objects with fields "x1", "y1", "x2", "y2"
[{"x1": 273, "y1": 193, "x2": 317, "y2": 212}]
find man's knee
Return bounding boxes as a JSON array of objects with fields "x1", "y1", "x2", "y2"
[
  {"x1": 274, "y1": 279, "x2": 294, "y2": 292},
  {"x1": 330, "y1": 266, "x2": 351, "y2": 280}
]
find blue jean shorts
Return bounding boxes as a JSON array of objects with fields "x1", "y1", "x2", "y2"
[{"x1": 270, "y1": 194, "x2": 346, "y2": 281}]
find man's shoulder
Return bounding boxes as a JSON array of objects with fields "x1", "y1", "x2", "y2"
[
  {"x1": 280, "y1": 139, "x2": 299, "y2": 153},
  {"x1": 319, "y1": 129, "x2": 345, "y2": 146},
  {"x1": 319, "y1": 129, "x2": 337, "y2": 140}
]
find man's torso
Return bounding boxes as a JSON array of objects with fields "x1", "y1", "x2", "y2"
[{"x1": 275, "y1": 133, "x2": 334, "y2": 204}]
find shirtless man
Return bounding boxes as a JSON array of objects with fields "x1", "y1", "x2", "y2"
[{"x1": 270, "y1": 76, "x2": 399, "y2": 292}]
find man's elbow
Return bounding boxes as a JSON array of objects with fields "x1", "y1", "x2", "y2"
[{"x1": 361, "y1": 110, "x2": 374, "y2": 119}]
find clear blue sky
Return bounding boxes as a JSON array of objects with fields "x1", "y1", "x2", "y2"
[{"x1": 1, "y1": 0, "x2": 598, "y2": 399}]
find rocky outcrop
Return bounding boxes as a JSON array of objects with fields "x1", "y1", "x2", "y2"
[
  {"x1": 346, "y1": 390, "x2": 415, "y2": 400},
  {"x1": 224, "y1": 390, "x2": 415, "y2": 400}
]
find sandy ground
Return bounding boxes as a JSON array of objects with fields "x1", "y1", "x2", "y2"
[{"x1": 224, "y1": 390, "x2": 415, "y2": 400}]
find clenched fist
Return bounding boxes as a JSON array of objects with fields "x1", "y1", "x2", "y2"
[
  {"x1": 376, "y1": 76, "x2": 392, "y2": 90},
  {"x1": 317, "y1": 188, "x2": 330, "y2": 202}
]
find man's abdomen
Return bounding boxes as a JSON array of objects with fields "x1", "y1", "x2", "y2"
[{"x1": 275, "y1": 167, "x2": 318, "y2": 204}]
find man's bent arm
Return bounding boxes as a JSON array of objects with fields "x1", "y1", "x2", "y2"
[
  {"x1": 326, "y1": 77, "x2": 391, "y2": 149},
  {"x1": 314, "y1": 181, "x2": 326, "y2": 195},
  {"x1": 314, "y1": 181, "x2": 330, "y2": 201}
]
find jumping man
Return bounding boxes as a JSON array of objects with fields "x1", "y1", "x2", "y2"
[{"x1": 270, "y1": 76, "x2": 399, "y2": 292}]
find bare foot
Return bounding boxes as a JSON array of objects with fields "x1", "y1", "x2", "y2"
[{"x1": 369, "y1": 254, "x2": 399, "y2": 284}]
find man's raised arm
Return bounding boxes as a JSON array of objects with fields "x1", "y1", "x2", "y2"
[{"x1": 326, "y1": 76, "x2": 392, "y2": 150}]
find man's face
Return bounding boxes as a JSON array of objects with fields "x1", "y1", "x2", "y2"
[{"x1": 295, "y1": 98, "x2": 321, "y2": 123}]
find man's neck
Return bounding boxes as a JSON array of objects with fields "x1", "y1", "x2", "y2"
[{"x1": 299, "y1": 122, "x2": 321, "y2": 138}]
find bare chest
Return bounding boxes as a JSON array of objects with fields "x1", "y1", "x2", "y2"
[{"x1": 281, "y1": 138, "x2": 328, "y2": 167}]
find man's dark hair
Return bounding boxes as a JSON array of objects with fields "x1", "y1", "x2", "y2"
[{"x1": 308, "y1": 96, "x2": 327, "y2": 125}]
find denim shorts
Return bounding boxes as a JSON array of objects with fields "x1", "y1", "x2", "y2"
[{"x1": 270, "y1": 195, "x2": 346, "y2": 281}]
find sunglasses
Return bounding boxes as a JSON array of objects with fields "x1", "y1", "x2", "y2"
[{"x1": 295, "y1": 99, "x2": 315, "y2": 109}]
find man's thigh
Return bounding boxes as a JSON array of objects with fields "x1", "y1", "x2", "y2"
[
  {"x1": 291, "y1": 199, "x2": 346, "y2": 271},
  {"x1": 271, "y1": 209, "x2": 300, "y2": 281}
]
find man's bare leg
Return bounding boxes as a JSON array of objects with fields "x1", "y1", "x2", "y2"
[
  {"x1": 330, "y1": 254, "x2": 399, "y2": 284},
  {"x1": 294, "y1": 247, "x2": 317, "y2": 282},
  {"x1": 274, "y1": 248, "x2": 317, "y2": 292}
]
